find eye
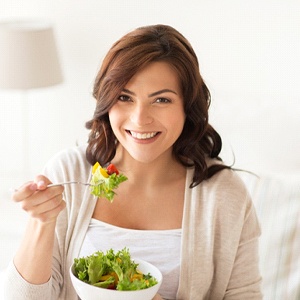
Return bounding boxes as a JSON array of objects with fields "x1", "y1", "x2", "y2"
[
  {"x1": 155, "y1": 97, "x2": 171, "y2": 104},
  {"x1": 118, "y1": 94, "x2": 131, "y2": 102}
]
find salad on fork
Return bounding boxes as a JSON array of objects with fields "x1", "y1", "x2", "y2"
[{"x1": 89, "y1": 162, "x2": 128, "y2": 202}]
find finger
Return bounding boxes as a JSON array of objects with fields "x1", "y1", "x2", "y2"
[
  {"x1": 21, "y1": 185, "x2": 64, "y2": 210},
  {"x1": 12, "y1": 175, "x2": 55, "y2": 202},
  {"x1": 38, "y1": 199, "x2": 66, "y2": 223},
  {"x1": 27, "y1": 194, "x2": 64, "y2": 217},
  {"x1": 12, "y1": 181, "x2": 38, "y2": 202},
  {"x1": 33, "y1": 175, "x2": 53, "y2": 191}
]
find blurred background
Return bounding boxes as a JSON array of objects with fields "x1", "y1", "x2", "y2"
[{"x1": 0, "y1": 0, "x2": 299, "y2": 270}]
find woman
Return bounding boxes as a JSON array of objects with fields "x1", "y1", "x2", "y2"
[{"x1": 3, "y1": 24, "x2": 262, "y2": 299}]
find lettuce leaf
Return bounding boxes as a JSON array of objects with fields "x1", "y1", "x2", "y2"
[
  {"x1": 89, "y1": 163, "x2": 128, "y2": 202},
  {"x1": 73, "y1": 248, "x2": 158, "y2": 291}
]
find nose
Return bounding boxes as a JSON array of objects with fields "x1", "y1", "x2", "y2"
[{"x1": 129, "y1": 103, "x2": 153, "y2": 126}]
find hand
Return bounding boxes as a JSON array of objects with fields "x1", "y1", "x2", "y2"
[
  {"x1": 152, "y1": 294, "x2": 163, "y2": 300},
  {"x1": 12, "y1": 175, "x2": 66, "y2": 224}
]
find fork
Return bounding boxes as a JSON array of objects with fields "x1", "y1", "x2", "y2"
[
  {"x1": 47, "y1": 181, "x2": 100, "y2": 188},
  {"x1": 12, "y1": 181, "x2": 100, "y2": 192}
]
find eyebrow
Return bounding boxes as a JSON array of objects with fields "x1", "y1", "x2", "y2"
[{"x1": 122, "y1": 88, "x2": 178, "y2": 97}]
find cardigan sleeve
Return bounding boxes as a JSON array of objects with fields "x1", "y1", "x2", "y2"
[
  {"x1": 2, "y1": 145, "x2": 90, "y2": 300},
  {"x1": 177, "y1": 168, "x2": 263, "y2": 300},
  {"x1": 224, "y1": 196, "x2": 263, "y2": 299},
  {"x1": 2, "y1": 149, "x2": 71, "y2": 300},
  {"x1": 2, "y1": 261, "x2": 54, "y2": 300}
]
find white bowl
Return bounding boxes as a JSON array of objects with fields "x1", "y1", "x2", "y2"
[{"x1": 70, "y1": 258, "x2": 163, "y2": 300}]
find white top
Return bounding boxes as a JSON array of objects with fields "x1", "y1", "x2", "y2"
[
  {"x1": 2, "y1": 145, "x2": 262, "y2": 299},
  {"x1": 80, "y1": 218, "x2": 181, "y2": 299}
]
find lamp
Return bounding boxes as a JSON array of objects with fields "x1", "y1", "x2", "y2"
[
  {"x1": 0, "y1": 19, "x2": 63, "y2": 178},
  {"x1": 0, "y1": 19, "x2": 63, "y2": 89}
]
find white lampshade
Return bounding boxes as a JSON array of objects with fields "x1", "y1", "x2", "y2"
[{"x1": 0, "y1": 19, "x2": 63, "y2": 90}]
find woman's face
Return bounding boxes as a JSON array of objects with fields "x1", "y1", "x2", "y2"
[{"x1": 108, "y1": 61, "x2": 185, "y2": 164}]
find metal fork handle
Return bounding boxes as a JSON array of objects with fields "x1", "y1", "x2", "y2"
[
  {"x1": 47, "y1": 181, "x2": 94, "y2": 188},
  {"x1": 12, "y1": 181, "x2": 96, "y2": 193}
]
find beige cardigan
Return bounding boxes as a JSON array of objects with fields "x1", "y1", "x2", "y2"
[{"x1": 3, "y1": 146, "x2": 262, "y2": 299}]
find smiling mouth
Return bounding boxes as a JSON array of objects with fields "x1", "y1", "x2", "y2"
[{"x1": 127, "y1": 130, "x2": 160, "y2": 140}]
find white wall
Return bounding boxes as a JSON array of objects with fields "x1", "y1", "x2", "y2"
[{"x1": 0, "y1": 0, "x2": 299, "y2": 268}]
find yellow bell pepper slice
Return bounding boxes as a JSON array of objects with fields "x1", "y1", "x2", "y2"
[
  {"x1": 92, "y1": 162, "x2": 100, "y2": 174},
  {"x1": 100, "y1": 167, "x2": 109, "y2": 178}
]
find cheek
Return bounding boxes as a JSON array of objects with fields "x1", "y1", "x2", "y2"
[
  {"x1": 163, "y1": 112, "x2": 185, "y2": 143},
  {"x1": 169, "y1": 109, "x2": 185, "y2": 130},
  {"x1": 108, "y1": 107, "x2": 121, "y2": 128}
]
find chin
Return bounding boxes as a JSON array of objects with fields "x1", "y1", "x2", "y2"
[{"x1": 130, "y1": 150, "x2": 171, "y2": 165}]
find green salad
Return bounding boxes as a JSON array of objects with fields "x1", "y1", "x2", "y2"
[
  {"x1": 73, "y1": 248, "x2": 158, "y2": 291},
  {"x1": 90, "y1": 162, "x2": 127, "y2": 202}
]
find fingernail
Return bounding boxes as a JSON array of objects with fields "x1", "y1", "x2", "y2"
[{"x1": 37, "y1": 180, "x2": 46, "y2": 188}]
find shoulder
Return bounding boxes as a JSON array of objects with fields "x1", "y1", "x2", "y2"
[
  {"x1": 189, "y1": 163, "x2": 249, "y2": 199},
  {"x1": 208, "y1": 167, "x2": 249, "y2": 197},
  {"x1": 187, "y1": 166, "x2": 254, "y2": 217},
  {"x1": 47, "y1": 144, "x2": 87, "y2": 163},
  {"x1": 186, "y1": 166, "x2": 260, "y2": 235},
  {"x1": 206, "y1": 158, "x2": 247, "y2": 191},
  {"x1": 43, "y1": 144, "x2": 91, "y2": 182}
]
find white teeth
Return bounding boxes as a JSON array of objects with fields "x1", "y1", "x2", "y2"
[{"x1": 130, "y1": 131, "x2": 157, "y2": 139}]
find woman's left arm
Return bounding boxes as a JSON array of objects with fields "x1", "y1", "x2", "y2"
[{"x1": 225, "y1": 203, "x2": 263, "y2": 300}]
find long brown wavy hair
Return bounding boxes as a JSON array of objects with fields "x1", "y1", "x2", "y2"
[{"x1": 86, "y1": 24, "x2": 230, "y2": 188}]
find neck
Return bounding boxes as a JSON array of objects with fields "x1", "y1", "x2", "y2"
[{"x1": 112, "y1": 146, "x2": 186, "y2": 186}]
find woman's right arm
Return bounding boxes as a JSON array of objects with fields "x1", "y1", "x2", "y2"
[{"x1": 10, "y1": 176, "x2": 65, "y2": 285}]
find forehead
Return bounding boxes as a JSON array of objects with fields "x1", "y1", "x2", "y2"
[{"x1": 125, "y1": 61, "x2": 181, "y2": 92}]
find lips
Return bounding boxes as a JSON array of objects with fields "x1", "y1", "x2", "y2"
[{"x1": 127, "y1": 130, "x2": 160, "y2": 140}]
